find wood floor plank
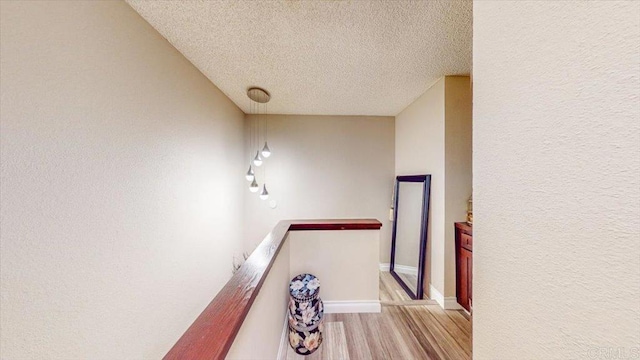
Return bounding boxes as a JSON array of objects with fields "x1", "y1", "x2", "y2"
[
  {"x1": 447, "y1": 310, "x2": 472, "y2": 338},
  {"x1": 398, "y1": 305, "x2": 446, "y2": 360},
  {"x1": 284, "y1": 272, "x2": 471, "y2": 360},
  {"x1": 324, "y1": 322, "x2": 349, "y2": 360},
  {"x1": 377, "y1": 307, "x2": 420, "y2": 360},
  {"x1": 383, "y1": 305, "x2": 434, "y2": 359},
  {"x1": 405, "y1": 306, "x2": 470, "y2": 360},
  {"x1": 379, "y1": 271, "x2": 398, "y2": 302},
  {"x1": 358, "y1": 311, "x2": 395, "y2": 360},
  {"x1": 427, "y1": 306, "x2": 472, "y2": 355},
  {"x1": 334, "y1": 313, "x2": 374, "y2": 360},
  {"x1": 383, "y1": 299, "x2": 438, "y2": 306}
]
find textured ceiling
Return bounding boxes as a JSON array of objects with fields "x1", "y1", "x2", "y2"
[{"x1": 126, "y1": 0, "x2": 471, "y2": 116}]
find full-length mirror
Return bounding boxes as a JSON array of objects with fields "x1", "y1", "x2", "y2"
[{"x1": 390, "y1": 175, "x2": 431, "y2": 299}]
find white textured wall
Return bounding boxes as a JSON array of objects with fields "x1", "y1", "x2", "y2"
[
  {"x1": 0, "y1": 1, "x2": 245, "y2": 359},
  {"x1": 396, "y1": 78, "x2": 446, "y2": 297},
  {"x1": 243, "y1": 115, "x2": 395, "y2": 262},
  {"x1": 474, "y1": 1, "x2": 640, "y2": 359}
]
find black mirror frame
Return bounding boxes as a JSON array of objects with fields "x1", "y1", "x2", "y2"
[{"x1": 390, "y1": 174, "x2": 431, "y2": 300}]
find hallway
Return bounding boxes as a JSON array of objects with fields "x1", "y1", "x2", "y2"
[{"x1": 2, "y1": 1, "x2": 637, "y2": 359}]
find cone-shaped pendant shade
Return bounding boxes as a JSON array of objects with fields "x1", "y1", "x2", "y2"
[
  {"x1": 253, "y1": 150, "x2": 263, "y2": 167},
  {"x1": 261, "y1": 142, "x2": 271, "y2": 158},
  {"x1": 249, "y1": 179, "x2": 259, "y2": 192},
  {"x1": 259, "y1": 184, "x2": 269, "y2": 200},
  {"x1": 245, "y1": 165, "x2": 255, "y2": 181}
]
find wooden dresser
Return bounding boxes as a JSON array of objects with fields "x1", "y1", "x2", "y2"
[{"x1": 455, "y1": 222, "x2": 473, "y2": 312}]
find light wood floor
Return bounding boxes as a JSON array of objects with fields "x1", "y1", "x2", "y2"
[
  {"x1": 380, "y1": 272, "x2": 420, "y2": 304},
  {"x1": 285, "y1": 272, "x2": 471, "y2": 360}
]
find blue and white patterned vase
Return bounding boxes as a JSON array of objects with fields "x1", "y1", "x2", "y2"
[
  {"x1": 289, "y1": 273, "x2": 321, "y2": 301},
  {"x1": 288, "y1": 273, "x2": 323, "y2": 330},
  {"x1": 288, "y1": 297, "x2": 324, "y2": 329},
  {"x1": 288, "y1": 321, "x2": 323, "y2": 355},
  {"x1": 287, "y1": 273, "x2": 324, "y2": 355}
]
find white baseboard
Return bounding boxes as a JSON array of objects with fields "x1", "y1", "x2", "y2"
[
  {"x1": 444, "y1": 297, "x2": 463, "y2": 310},
  {"x1": 394, "y1": 265, "x2": 418, "y2": 276},
  {"x1": 429, "y1": 284, "x2": 445, "y2": 308},
  {"x1": 276, "y1": 314, "x2": 288, "y2": 360},
  {"x1": 323, "y1": 300, "x2": 381, "y2": 314},
  {"x1": 379, "y1": 263, "x2": 418, "y2": 277},
  {"x1": 429, "y1": 284, "x2": 463, "y2": 310}
]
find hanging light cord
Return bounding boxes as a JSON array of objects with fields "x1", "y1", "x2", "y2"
[
  {"x1": 250, "y1": 91, "x2": 254, "y2": 163},
  {"x1": 264, "y1": 97, "x2": 266, "y2": 184},
  {"x1": 263, "y1": 92, "x2": 265, "y2": 181}
]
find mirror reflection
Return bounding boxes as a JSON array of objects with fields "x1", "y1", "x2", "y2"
[{"x1": 390, "y1": 175, "x2": 431, "y2": 299}]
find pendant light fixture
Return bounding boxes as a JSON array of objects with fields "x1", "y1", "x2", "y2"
[
  {"x1": 259, "y1": 184, "x2": 269, "y2": 200},
  {"x1": 253, "y1": 150, "x2": 263, "y2": 167},
  {"x1": 249, "y1": 178, "x2": 259, "y2": 192},
  {"x1": 261, "y1": 142, "x2": 271, "y2": 158},
  {"x1": 246, "y1": 87, "x2": 272, "y2": 200},
  {"x1": 245, "y1": 165, "x2": 255, "y2": 181}
]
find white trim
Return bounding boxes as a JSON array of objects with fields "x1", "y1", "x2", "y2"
[
  {"x1": 429, "y1": 284, "x2": 445, "y2": 308},
  {"x1": 379, "y1": 263, "x2": 418, "y2": 277},
  {"x1": 429, "y1": 284, "x2": 463, "y2": 310},
  {"x1": 276, "y1": 314, "x2": 288, "y2": 360},
  {"x1": 394, "y1": 265, "x2": 418, "y2": 276},
  {"x1": 323, "y1": 300, "x2": 381, "y2": 313},
  {"x1": 444, "y1": 297, "x2": 463, "y2": 310}
]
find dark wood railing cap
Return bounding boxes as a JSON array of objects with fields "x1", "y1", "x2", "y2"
[{"x1": 163, "y1": 219, "x2": 381, "y2": 360}]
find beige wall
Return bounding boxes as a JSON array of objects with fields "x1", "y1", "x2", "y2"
[
  {"x1": 395, "y1": 76, "x2": 472, "y2": 302},
  {"x1": 443, "y1": 77, "x2": 472, "y2": 297},
  {"x1": 288, "y1": 230, "x2": 380, "y2": 304},
  {"x1": 0, "y1": 1, "x2": 245, "y2": 359},
  {"x1": 227, "y1": 240, "x2": 290, "y2": 360},
  {"x1": 396, "y1": 78, "x2": 445, "y2": 298},
  {"x1": 243, "y1": 115, "x2": 395, "y2": 262},
  {"x1": 473, "y1": 1, "x2": 639, "y2": 359}
]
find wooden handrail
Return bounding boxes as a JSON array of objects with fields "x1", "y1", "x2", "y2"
[{"x1": 163, "y1": 219, "x2": 382, "y2": 360}]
